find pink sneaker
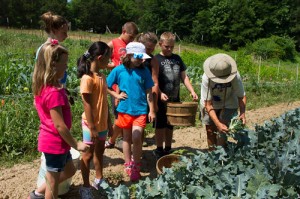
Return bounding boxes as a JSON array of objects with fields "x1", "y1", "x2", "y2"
[
  {"x1": 130, "y1": 162, "x2": 141, "y2": 182},
  {"x1": 124, "y1": 162, "x2": 131, "y2": 176}
]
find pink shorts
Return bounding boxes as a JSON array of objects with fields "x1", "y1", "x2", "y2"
[{"x1": 115, "y1": 113, "x2": 146, "y2": 129}]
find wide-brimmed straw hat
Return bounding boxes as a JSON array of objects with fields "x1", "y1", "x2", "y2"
[
  {"x1": 126, "y1": 42, "x2": 151, "y2": 59},
  {"x1": 203, "y1": 53, "x2": 237, "y2": 83}
]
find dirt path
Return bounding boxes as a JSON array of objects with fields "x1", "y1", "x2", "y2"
[{"x1": 1, "y1": 101, "x2": 300, "y2": 199}]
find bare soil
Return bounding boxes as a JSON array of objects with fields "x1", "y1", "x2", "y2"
[{"x1": 1, "y1": 101, "x2": 300, "y2": 199}]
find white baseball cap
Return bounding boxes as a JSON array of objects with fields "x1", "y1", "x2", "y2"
[{"x1": 126, "y1": 42, "x2": 151, "y2": 59}]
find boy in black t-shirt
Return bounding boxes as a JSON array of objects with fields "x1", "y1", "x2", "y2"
[{"x1": 153, "y1": 32, "x2": 198, "y2": 159}]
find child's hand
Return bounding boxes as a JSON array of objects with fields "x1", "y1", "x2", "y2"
[
  {"x1": 148, "y1": 111, "x2": 156, "y2": 123},
  {"x1": 118, "y1": 91, "x2": 127, "y2": 100},
  {"x1": 160, "y1": 93, "x2": 168, "y2": 102},
  {"x1": 216, "y1": 122, "x2": 229, "y2": 134},
  {"x1": 77, "y1": 141, "x2": 90, "y2": 152},
  {"x1": 239, "y1": 113, "x2": 246, "y2": 125},
  {"x1": 190, "y1": 92, "x2": 199, "y2": 101},
  {"x1": 91, "y1": 128, "x2": 98, "y2": 142}
]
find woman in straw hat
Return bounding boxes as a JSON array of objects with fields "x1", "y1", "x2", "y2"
[{"x1": 200, "y1": 53, "x2": 246, "y2": 151}]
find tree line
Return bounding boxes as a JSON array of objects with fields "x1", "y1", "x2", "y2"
[{"x1": 0, "y1": 0, "x2": 299, "y2": 50}]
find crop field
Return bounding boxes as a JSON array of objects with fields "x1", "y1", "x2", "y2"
[{"x1": 0, "y1": 28, "x2": 299, "y2": 198}]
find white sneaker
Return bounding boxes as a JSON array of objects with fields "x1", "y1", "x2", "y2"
[
  {"x1": 92, "y1": 178, "x2": 106, "y2": 190},
  {"x1": 79, "y1": 186, "x2": 94, "y2": 199}
]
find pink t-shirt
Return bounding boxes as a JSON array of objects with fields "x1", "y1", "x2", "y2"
[{"x1": 34, "y1": 86, "x2": 71, "y2": 154}]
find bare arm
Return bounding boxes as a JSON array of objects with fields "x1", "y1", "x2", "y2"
[
  {"x1": 181, "y1": 71, "x2": 198, "y2": 101},
  {"x1": 50, "y1": 106, "x2": 89, "y2": 151},
  {"x1": 151, "y1": 57, "x2": 159, "y2": 111},
  {"x1": 82, "y1": 93, "x2": 97, "y2": 141},
  {"x1": 238, "y1": 95, "x2": 246, "y2": 124},
  {"x1": 204, "y1": 100, "x2": 228, "y2": 133},
  {"x1": 107, "y1": 88, "x2": 127, "y2": 100},
  {"x1": 107, "y1": 41, "x2": 115, "y2": 70},
  {"x1": 147, "y1": 88, "x2": 156, "y2": 123}
]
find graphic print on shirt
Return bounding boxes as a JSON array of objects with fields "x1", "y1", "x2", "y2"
[
  {"x1": 160, "y1": 58, "x2": 181, "y2": 101},
  {"x1": 211, "y1": 82, "x2": 232, "y2": 101},
  {"x1": 118, "y1": 48, "x2": 126, "y2": 65}
]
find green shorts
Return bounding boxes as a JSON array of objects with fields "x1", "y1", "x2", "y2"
[{"x1": 200, "y1": 105, "x2": 238, "y2": 126}]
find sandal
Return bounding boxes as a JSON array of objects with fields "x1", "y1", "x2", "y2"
[{"x1": 105, "y1": 140, "x2": 115, "y2": 148}]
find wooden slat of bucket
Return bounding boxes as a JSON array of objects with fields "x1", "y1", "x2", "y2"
[
  {"x1": 166, "y1": 113, "x2": 194, "y2": 116},
  {"x1": 166, "y1": 102, "x2": 198, "y2": 126},
  {"x1": 167, "y1": 102, "x2": 198, "y2": 107}
]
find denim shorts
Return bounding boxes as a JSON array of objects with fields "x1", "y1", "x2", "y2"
[{"x1": 44, "y1": 151, "x2": 72, "y2": 172}]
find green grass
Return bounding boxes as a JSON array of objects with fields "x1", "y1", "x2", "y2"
[{"x1": 1, "y1": 27, "x2": 300, "y2": 167}]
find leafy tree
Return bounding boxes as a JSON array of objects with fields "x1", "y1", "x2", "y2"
[
  {"x1": 40, "y1": 0, "x2": 68, "y2": 17},
  {"x1": 252, "y1": 0, "x2": 291, "y2": 38},
  {"x1": 0, "y1": 0, "x2": 299, "y2": 51},
  {"x1": 249, "y1": 36, "x2": 297, "y2": 60},
  {"x1": 0, "y1": 0, "x2": 67, "y2": 28},
  {"x1": 227, "y1": 0, "x2": 261, "y2": 49},
  {"x1": 288, "y1": 0, "x2": 300, "y2": 50},
  {"x1": 138, "y1": 0, "x2": 201, "y2": 39},
  {"x1": 69, "y1": 0, "x2": 125, "y2": 33},
  {"x1": 206, "y1": 0, "x2": 231, "y2": 47}
]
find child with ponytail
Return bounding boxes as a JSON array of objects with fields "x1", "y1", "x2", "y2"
[{"x1": 77, "y1": 41, "x2": 127, "y2": 198}]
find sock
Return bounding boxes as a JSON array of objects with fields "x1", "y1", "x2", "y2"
[
  {"x1": 34, "y1": 190, "x2": 44, "y2": 196},
  {"x1": 108, "y1": 139, "x2": 114, "y2": 144},
  {"x1": 165, "y1": 146, "x2": 171, "y2": 152},
  {"x1": 94, "y1": 178, "x2": 103, "y2": 184},
  {"x1": 156, "y1": 147, "x2": 163, "y2": 151}
]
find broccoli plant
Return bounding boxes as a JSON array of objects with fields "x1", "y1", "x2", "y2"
[
  {"x1": 228, "y1": 116, "x2": 250, "y2": 147},
  {"x1": 228, "y1": 116, "x2": 244, "y2": 134}
]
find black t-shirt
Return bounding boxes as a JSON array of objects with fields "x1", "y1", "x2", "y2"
[{"x1": 155, "y1": 53, "x2": 187, "y2": 101}]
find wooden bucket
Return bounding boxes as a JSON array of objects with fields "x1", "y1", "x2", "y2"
[
  {"x1": 166, "y1": 102, "x2": 198, "y2": 126},
  {"x1": 156, "y1": 154, "x2": 181, "y2": 174}
]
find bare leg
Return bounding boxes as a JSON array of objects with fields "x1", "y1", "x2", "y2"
[
  {"x1": 164, "y1": 128, "x2": 173, "y2": 148},
  {"x1": 45, "y1": 171, "x2": 59, "y2": 199},
  {"x1": 35, "y1": 158, "x2": 76, "y2": 194},
  {"x1": 107, "y1": 113, "x2": 113, "y2": 137},
  {"x1": 206, "y1": 125, "x2": 218, "y2": 151},
  {"x1": 108, "y1": 124, "x2": 122, "y2": 144},
  {"x1": 81, "y1": 144, "x2": 94, "y2": 187},
  {"x1": 93, "y1": 140, "x2": 105, "y2": 180},
  {"x1": 123, "y1": 128, "x2": 132, "y2": 164},
  {"x1": 132, "y1": 126, "x2": 143, "y2": 164},
  {"x1": 154, "y1": 128, "x2": 165, "y2": 148}
]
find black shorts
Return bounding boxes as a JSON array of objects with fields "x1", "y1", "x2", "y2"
[{"x1": 153, "y1": 99, "x2": 179, "y2": 129}]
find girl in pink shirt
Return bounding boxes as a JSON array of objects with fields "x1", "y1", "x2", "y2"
[{"x1": 30, "y1": 40, "x2": 89, "y2": 199}]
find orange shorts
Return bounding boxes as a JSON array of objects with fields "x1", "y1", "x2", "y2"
[{"x1": 115, "y1": 113, "x2": 147, "y2": 129}]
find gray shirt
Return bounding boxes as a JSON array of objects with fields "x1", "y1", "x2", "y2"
[{"x1": 200, "y1": 72, "x2": 245, "y2": 109}]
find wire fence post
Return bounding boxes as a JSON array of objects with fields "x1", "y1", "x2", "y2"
[
  {"x1": 106, "y1": 25, "x2": 112, "y2": 34},
  {"x1": 277, "y1": 61, "x2": 280, "y2": 80},
  {"x1": 258, "y1": 56, "x2": 261, "y2": 83},
  {"x1": 297, "y1": 64, "x2": 299, "y2": 82}
]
